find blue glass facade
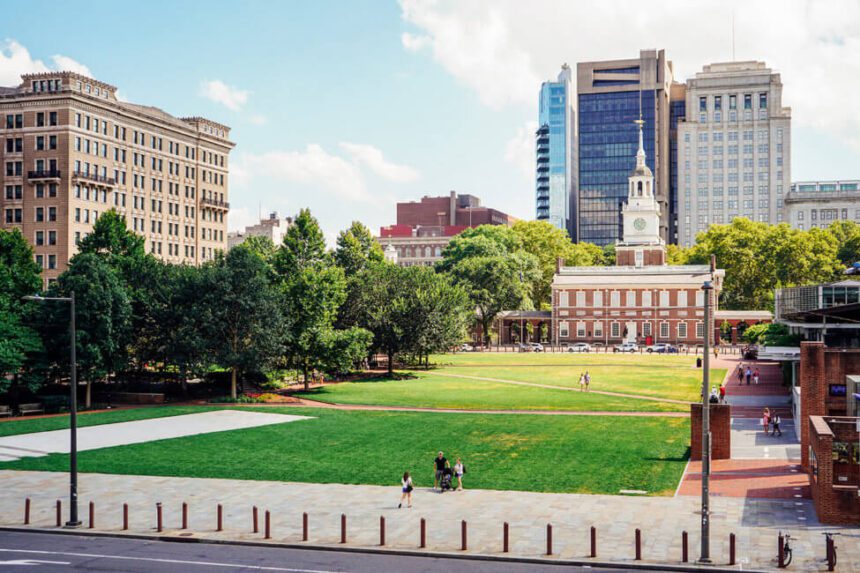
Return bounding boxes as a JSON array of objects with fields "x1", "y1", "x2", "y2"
[
  {"x1": 578, "y1": 90, "x2": 655, "y2": 245},
  {"x1": 669, "y1": 98, "x2": 686, "y2": 242},
  {"x1": 536, "y1": 73, "x2": 572, "y2": 236}
]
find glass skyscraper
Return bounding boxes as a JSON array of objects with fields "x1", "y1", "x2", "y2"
[{"x1": 536, "y1": 64, "x2": 575, "y2": 238}]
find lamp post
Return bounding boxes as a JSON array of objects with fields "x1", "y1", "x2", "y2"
[
  {"x1": 699, "y1": 280, "x2": 714, "y2": 563},
  {"x1": 22, "y1": 291, "x2": 80, "y2": 528}
]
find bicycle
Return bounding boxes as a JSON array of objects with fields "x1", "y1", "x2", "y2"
[{"x1": 779, "y1": 532, "x2": 793, "y2": 568}]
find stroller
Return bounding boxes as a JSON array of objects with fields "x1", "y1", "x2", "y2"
[{"x1": 440, "y1": 467, "x2": 454, "y2": 492}]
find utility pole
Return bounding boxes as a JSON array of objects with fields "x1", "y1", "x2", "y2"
[{"x1": 699, "y1": 273, "x2": 714, "y2": 563}]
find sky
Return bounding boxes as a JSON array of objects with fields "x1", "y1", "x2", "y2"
[{"x1": 3, "y1": 0, "x2": 860, "y2": 243}]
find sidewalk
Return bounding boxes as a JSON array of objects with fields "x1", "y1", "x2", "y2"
[{"x1": 1, "y1": 470, "x2": 856, "y2": 571}]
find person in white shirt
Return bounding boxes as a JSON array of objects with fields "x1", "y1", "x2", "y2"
[
  {"x1": 398, "y1": 471, "x2": 413, "y2": 508},
  {"x1": 454, "y1": 458, "x2": 465, "y2": 491}
]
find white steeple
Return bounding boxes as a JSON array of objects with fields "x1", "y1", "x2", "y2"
[{"x1": 620, "y1": 118, "x2": 662, "y2": 247}]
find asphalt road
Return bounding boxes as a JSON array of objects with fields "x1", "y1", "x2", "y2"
[{"x1": 0, "y1": 530, "x2": 639, "y2": 572}]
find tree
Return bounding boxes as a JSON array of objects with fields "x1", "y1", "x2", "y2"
[
  {"x1": 665, "y1": 243, "x2": 690, "y2": 265},
  {"x1": 334, "y1": 221, "x2": 384, "y2": 275},
  {"x1": 828, "y1": 220, "x2": 860, "y2": 269},
  {"x1": 741, "y1": 323, "x2": 802, "y2": 346},
  {"x1": 275, "y1": 208, "x2": 328, "y2": 274},
  {"x1": 436, "y1": 225, "x2": 522, "y2": 273},
  {"x1": 448, "y1": 253, "x2": 540, "y2": 347},
  {"x1": 199, "y1": 247, "x2": 283, "y2": 399},
  {"x1": 77, "y1": 209, "x2": 145, "y2": 259}
]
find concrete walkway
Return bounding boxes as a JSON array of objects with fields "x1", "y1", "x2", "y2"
[
  {"x1": 2, "y1": 470, "x2": 857, "y2": 571},
  {"x1": 0, "y1": 410, "x2": 313, "y2": 462}
]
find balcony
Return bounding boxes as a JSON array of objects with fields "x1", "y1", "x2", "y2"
[
  {"x1": 201, "y1": 197, "x2": 230, "y2": 210},
  {"x1": 73, "y1": 170, "x2": 115, "y2": 186},
  {"x1": 27, "y1": 169, "x2": 61, "y2": 181}
]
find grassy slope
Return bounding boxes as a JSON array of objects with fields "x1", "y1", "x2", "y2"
[{"x1": 1, "y1": 406, "x2": 690, "y2": 496}]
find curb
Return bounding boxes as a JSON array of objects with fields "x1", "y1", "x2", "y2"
[{"x1": 0, "y1": 526, "x2": 767, "y2": 573}]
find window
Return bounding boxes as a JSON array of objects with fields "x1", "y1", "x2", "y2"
[
  {"x1": 695, "y1": 290, "x2": 705, "y2": 307},
  {"x1": 576, "y1": 322, "x2": 586, "y2": 338},
  {"x1": 49, "y1": 111, "x2": 57, "y2": 126},
  {"x1": 626, "y1": 291, "x2": 636, "y2": 306},
  {"x1": 729, "y1": 94, "x2": 737, "y2": 110},
  {"x1": 35, "y1": 207, "x2": 44, "y2": 222},
  {"x1": 678, "y1": 323, "x2": 688, "y2": 339},
  {"x1": 642, "y1": 322, "x2": 652, "y2": 337},
  {"x1": 659, "y1": 290, "x2": 669, "y2": 307},
  {"x1": 744, "y1": 94, "x2": 752, "y2": 110},
  {"x1": 593, "y1": 291, "x2": 603, "y2": 307},
  {"x1": 677, "y1": 291, "x2": 688, "y2": 307},
  {"x1": 35, "y1": 231, "x2": 44, "y2": 246},
  {"x1": 659, "y1": 322, "x2": 669, "y2": 339},
  {"x1": 759, "y1": 93, "x2": 767, "y2": 109},
  {"x1": 576, "y1": 291, "x2": 586, "y2": 307},
  {"x1": 48, "y1": 255, "x2": 57, "y2": 270},
  {"x1": 594, "y1": 322, "x2": 603, "y2": 337},
  {"x1": 610, "y1": 322, "x2": 620, "y2": 338},
  {"x1": 610, "y1": 291, "x2": 620, "y2": 307},
  {"x1": 49, "y1": 207, "x2": 56, "y2": 222},
  {"x1": 641, "y1": 290, "x2": 651, "y2": 306},
  {"x1": 48, "y1": 230, "x2": 56, "y2": 245},
  {"x1": 699, "y1": 96, "x2": 707, "y2": 112},
  {"x1": 696, "y1": 322, "x2": 705, "y2": 339},
  {"x1": 559, "y1": 322, "x2": 569, "y2": 338}
]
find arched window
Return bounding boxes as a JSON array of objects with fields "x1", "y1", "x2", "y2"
[
  {"x1": 434, "y1": 246, "x2": 441, "y2": 257},
  {"x1": 637, "y1": 181, "x2": 643, "y2": 196}
]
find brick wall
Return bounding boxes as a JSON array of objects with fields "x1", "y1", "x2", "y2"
[
  {"x1": 616, "y1": 246, "x2": 665, "y2": 266},
  {"x1": 690, "y1": 403, "x2": 731, "y2": 460},
  {"x1": 808, "y1": 416, "x2": 860, "y2": 525}
]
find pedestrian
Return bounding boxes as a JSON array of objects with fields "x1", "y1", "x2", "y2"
[
  {"x1": 753, "y1": 368, "x2": 760, "y2": 385},
  {"x1": 762, "y1": 408, "x2": 771, "y2": 436},
  {"x1": 578, "y1": 372, "x2": 585, "y2": 392},
  {"x1": 745, "y1": 366, "x2": 752, "y2": 385},
  {"x1": 454, "y1": 457, "x2": 466, "y2": 491},
  {"x1": 719, "y1": 384, "x2": 726, "y2": 404},
  {"x1": 433, "y1": 451, "x2": 447, "y2": 490},
  {"x1": 714, "y1": 345, "x2": 719, "y2": 359},
  {"x1": 584, "y1": 371, "x2": 591, "y2": 391},
  {"x1": 398, "y1": 471, "x2": 413, "y2": 508},
  {"x1": 709, "y1": 386, "x2": 719, "y2": 404},
  {"x1": 772, "y1": 412, "x2": 782, "y2": 437},
  {"x1": 736, "y1": 364, "x2": 743, "y2": 383}
]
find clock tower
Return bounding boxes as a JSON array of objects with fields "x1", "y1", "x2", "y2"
[{"x1": 616, "y1": 118, "x2": 666, "y2": 267}]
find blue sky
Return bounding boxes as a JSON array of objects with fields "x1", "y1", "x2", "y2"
[{"x1": 3, "y1": 0, "x2": 859, "y2": 241}]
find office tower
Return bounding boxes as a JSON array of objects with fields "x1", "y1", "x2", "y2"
[
  {"x1": 576, "y1": 49, "x2": 675, "y2": 246},
  {"x1": 676, "y1": 61, "x2": 791, "y2": 247},
  {"x1": 1, "y1": 72, "x2": 234, "y2": 287},
  {"x1": 536, "y1": 64, "x2": 575, "y2": 239},
  {"x1": 784, "y1": 180, "x2": 860, "y2": 231}
]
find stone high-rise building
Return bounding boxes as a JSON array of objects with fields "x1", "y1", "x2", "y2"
[{"x1": 1, "y1": 72, "x2": 234, "y2": 287}]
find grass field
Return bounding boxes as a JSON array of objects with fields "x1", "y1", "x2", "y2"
[
  {"x1": 0, "y1": 406, "x2": 689, "y2": 496},
  {"x1": 298, "y1": 352, "x2": 723, "y2": 411}
]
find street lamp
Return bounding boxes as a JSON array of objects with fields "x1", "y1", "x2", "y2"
[
  {"x1": 699, "y1": 280, "x2": 714, "y2": 563},
  {"x1": 22, "y1": 291, "x2": 80, "y2": 528}
]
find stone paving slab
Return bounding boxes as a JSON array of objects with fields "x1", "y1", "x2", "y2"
[
  {"x1": 1, "y1": 470, "x2": 857, "y2": 571},
  {"x1": 0, "y1": 410, "x2": 313, "y2": 461},
  {"x1": 731, "y1": 418, "x2": 801, "y2": 460}
]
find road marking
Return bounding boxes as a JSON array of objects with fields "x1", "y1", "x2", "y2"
[
  {"x1": 0, "y1": 549, "x2": 346, "y2": 573},
  {"x1": 0, "y1": 559, "x2": 71, "y2": 566}
]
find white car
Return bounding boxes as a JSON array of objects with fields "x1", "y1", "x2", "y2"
[
  {"x1": 613, "y1": 342, "x2": 638, "y2": 353},
  {"x1": 459, "y1": 344, "x2": 474, "y2": 352},
  {"x1": 646, "y1": 343, "x2": 678, "y2": 354},
  {"x1": 529, "y1": 342, "x2": 544, "y2": 352},
  {"x1": 568, "y1": 342, "x2": 592, "y2": 353}
]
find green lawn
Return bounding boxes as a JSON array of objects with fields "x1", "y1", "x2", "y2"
[
  {"x1": 0, "y1": 406, "x2": 690, "y2": 496},
  {"x1": 0, "y1": 406, "x2": 211, "y2": 438},
  {"x1": 299, "y1": 372, "x2": 688, "y2": 412}
]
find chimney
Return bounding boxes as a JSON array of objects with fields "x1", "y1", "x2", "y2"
[
  {"x1": 710, "y1": 254, "x2": 716, "y2": 273},
  {"x1": 449, "y1": 190, "x2": 456, "y2": 226},
  {"x1": 556, "y1": 257, "x2": 564, "y2": 273}
]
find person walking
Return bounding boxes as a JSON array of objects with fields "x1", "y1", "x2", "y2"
[
  {"x1": 745, "y1": 366, "x2": 752, "y2": 385},
  {"x1": 762, "y1": 408, "x2": 771, "y2": 436},
  {"x1": 753, "y1": 368, "x2": 760, "y2": 385},
  {"x1": 719, "y1": 384, "x2": 726, "y2": 404},
  {"x1": 578, "y1": 372, "x2": 585, "y2": 391},
  {"x1": 433, "y1": 451, "x2": 447, "y2": 490},
  {"x1": 584, "y1": 371, "x2": 591, "y2": 392},
  {"x1": 399, "y1": 472, "x2": 413, "y2": 508},
  {"x1": 737, "y1": 364, "x2": 744, "y2": 383},
  {"x1": 772, "y1": 412, "x2": 782, "y2": 437},
  {"x1": 454, "y1": 457, "x2": 466, "y2": 491}
]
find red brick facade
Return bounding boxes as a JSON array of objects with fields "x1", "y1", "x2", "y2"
[
  {"x1": 690, "y1": 403, "x2": 731, "y2": 461},
  {"x1": 616, "y1": 246, "x2": 665, "y2": 266},
  {"x1": 808, "y1": 416, "x2": 860, "y2": 525}
]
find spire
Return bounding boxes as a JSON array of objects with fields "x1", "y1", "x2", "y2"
[{"x1": 634, "y1": 116, "x2": 646, "y2": 169}]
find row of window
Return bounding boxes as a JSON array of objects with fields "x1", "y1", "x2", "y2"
[
  {"x1": 796, "y1": 208, "x2": 851, "y2": 222},
  {"x1": 558, "y1": 320, "x2": 705, "y2": 339},
  {"x1": 699, "y1": 93, "x2": 768, "y2": 112},
  {"x1": 557, "y1": 289, "x2": 706, "y2": 308}
]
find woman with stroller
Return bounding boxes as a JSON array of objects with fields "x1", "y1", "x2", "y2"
[{"x1": 398, "y1": 471, "x2": 413, "y2": 508}]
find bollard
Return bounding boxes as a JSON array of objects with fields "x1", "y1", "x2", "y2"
[
  {"x1": 181, "y1": 502, "x2": 188, "y2": 530},
  {"x1": 379, "y1": 516, "x2": 385, "y2": 546},
  {"x1": 590, "y1": 526, "x2": 597, "y2": 558},
  {"x1": 420, "y1": 518, "x2": 426, "y2": 548},
  {"x1": 216, "y1": 504, "x2": 223, "y2": 532},
  {"x1": 778, "y1": 532, "x2": 785, "y2": 568},
  {"x1": 729, "y1": 533, "x2": 736, "y2": 565},
  {"x1": 88, "y1": 501, "x2": 94, "y2": 529},
  {"x1": 635, "y1": 528, "x2": 642, "y2": 560},
  {"x1": 681, "y1": 530, "x2": 688, "y2": 562},
  {"x1": 56, "y1": 500, "x2": 61, "y2": 527},
  {"x1": 302, "y1": 512, "x2": 308, "y2": 541},
  {"x1": 156, "y1": 502, "x2": 163, "y2": 533},
  {"x1": 340, "y1": 514, "x2": 347, "y2": 544},
  {"x1": 252, "y1": 506, "x2": 259, "y2": 533},
  {"x1": 826, "y1": 534, "x2": 836, "y2": 572},
  {"x1": 123, "y1": 504, "x2": 129, "y2": 531},
  {"x1": 546, "y1": 523, "x2": 553, "y2": 556},
  {"x1": 503, "y1": 522, "x2": 509, "y2": 553},
  {"x1": 264, "y1": 510, "x2": 270, "y2": 539},
  {"x1": 24, "y1": 498, "x2": 30, "y2": 525},
  {"x1": 461, "y1": 520, "x2": 467, "y2": 551}
]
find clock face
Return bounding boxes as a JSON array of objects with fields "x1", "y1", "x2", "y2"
[{"x1": 633, "y1": 217, "x2": 647, "y2": 231}]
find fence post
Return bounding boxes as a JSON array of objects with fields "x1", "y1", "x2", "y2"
[
  {"x1": 729, "y1": 533, "x2": 736, "y2": 565},
  {"x1": 56, "y1": 499, "x2": 61, "y2": 527},
  {"x1": 123, "y1": 503, "x2": 128, "y2": 531},
  {"x1": 379, "y1": 516, "x2": 385, "y2": 546},
  {"x1": 682, "y1": 530, "x2": 688, "y2": 563},
  {"x1": 302, "y1": 512, "x2": 308, "y2": 541},
  {"x1": 216, "y1": 504, "x2": 223, "y2": 532},
  {"x1": 340, "y1": 514, "x2": 346, "y2": 544},
  {"x1": 181, "y1": 501, "x2": 188, "y2": 530},
  {"x1": 88, "y1": 501, "x2": 94, "y2": 529},
  {"x1": 156, "y1": 502, "x2": 163, "y2": 533},
  {"x1": 461, "y1": 520, "x2": 467, "y2": 551},
  {"x1": 252, "y1": 506, "x2": 258, "y2": 533},
  {"x1": 420, "y1": 518, "x2": 426, "y2": 548},
  {"x1": 264, "y1": 510, "x2": 270, "y2": 539},
  {"x1": 635, "y1": 528, "x2": 642, "y2": 560},
  {"x1": 503, "y1": 522, "x2": 509, "y2": 553},
  {"x1": 546, "y1": 523, "x2": 553, "y2": 556},
  {"x1": 590, "y1": 526, "x2": 597, "y2": 558},
  {"x1": 24, "y1": 498, "x2": 30, "y2": 525}
]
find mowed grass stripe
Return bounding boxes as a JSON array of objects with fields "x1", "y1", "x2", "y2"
[{"x1": 0, "y1": 406, "x2": 690, "y2": 496}]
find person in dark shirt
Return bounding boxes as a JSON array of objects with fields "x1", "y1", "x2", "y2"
[{"x1": 433, "y1": 451, "x2": 447, "y2": 489}]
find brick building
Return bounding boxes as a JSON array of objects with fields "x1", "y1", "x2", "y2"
[
  {"x1": 552, "y1": 121, "x2": 724, "y2": 346},
  {"x1": 1, "y1": 72, "x2": 233, "y2": 287},
  {"x1": 377, "y1": 191, "x2": 516, "y2": 266}
]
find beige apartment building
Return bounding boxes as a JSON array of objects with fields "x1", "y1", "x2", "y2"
[{"x1": 1, "y1": 71, "x2": 234, "y2": 287}]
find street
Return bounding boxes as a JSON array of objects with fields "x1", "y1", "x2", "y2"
[{"x1": 0, "y1": 530, "x2": 637, "y2": 572}]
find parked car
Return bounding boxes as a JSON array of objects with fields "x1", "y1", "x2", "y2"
[
  {"x1": 613, "y1": 342, "x2": 638, "y2": 353},
  {"x1": 646, "y1": 343, "x2": 678, "y2": 354},
  {"x1": 568, "y1": 342, "x2": 592, "y2": 353},
  {"x1": 529, "y1": 342, "x2": 545, "y2": 352},
  {"x1": 517, "y1": 343, "x2": 532, "y2": 352},
  {"x1": 459, "y1": 343, "x2": 474, "y2": 352}
]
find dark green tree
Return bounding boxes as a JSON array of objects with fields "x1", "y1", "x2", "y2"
[
  {"x1": 334, "y1": 221, "x2": 384, "y2": 275},
  {"x1": 275, "y1": 208, "x2": 328, "y2": 274},
  {"x1": 77, "y1": 209, "x2": 145, "y2": 259}
]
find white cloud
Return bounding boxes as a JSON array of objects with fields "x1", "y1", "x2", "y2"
[
  {"x1": 0, "y1": 40, "x2": 92, "y2": 86},
  {"x1": 339, "y1": 142, "x2": 420, "y2": 183},
  {"x1": 199, "y1": 79, "x2": 250, "y2": 112},
  {"x1": 248, "y1": 114, "x2": 267, "y2": 125},
  {"x1": 399, "y1": 0, "x2": 860, "y2": 147},
  {"x1": 227, "y1": 206, "x2": 257, "y2": 232},
  {"x1": 504, "y1": 120, "x2": 537, "y2": 178},
  {"x1": 50, "y1": 54, "x2": 92, "y2": 77}
]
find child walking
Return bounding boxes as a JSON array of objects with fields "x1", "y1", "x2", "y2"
[{"x1": 398, "y1": 472, "x2": 413, "y2": 508}]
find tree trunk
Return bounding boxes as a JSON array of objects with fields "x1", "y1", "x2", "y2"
[
  {"x1": 230, "y1": 367, "x2": 237, "y2": 400},
  {"x1": 85, "y1": 379, "x2": 92, "y2": 409},
  {"x1": 387, "y1": 350, "x2": 394, "y2": 375},
  {"x1": 303, "y1": 359, "x2": 309, "y2": 392}
]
